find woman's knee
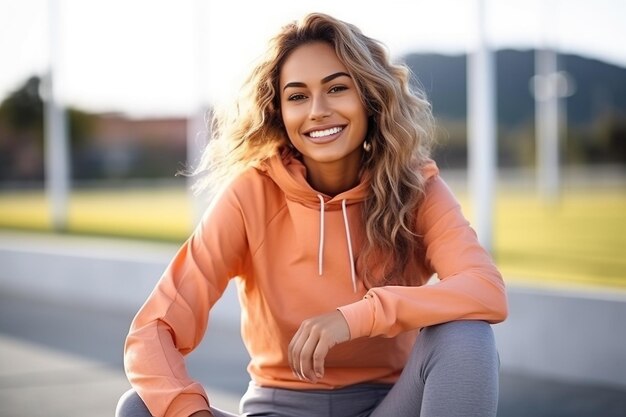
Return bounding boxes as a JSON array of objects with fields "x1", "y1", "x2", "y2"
[
  {"x1": 411, "y1": 322, "x2": 500, "y2": 416},
  {"x1": 424, "y1": 320, "x2": 494, "y2": 344},
  {"x1": 116, "y1": 389, "x2": 153, "y2": 417},
  {"x1": 418, "y1": 320, "x2": 497, "y2": 365}
]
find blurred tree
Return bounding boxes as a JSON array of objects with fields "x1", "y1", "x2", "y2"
[
  {"x1": 0, "y1": 76, "x2": 45, "y2": 181},
  {"x1": 0, "y1": 76, "x2": 97, "y2": 182},
  {"x1": 0, "y1": 76, "x2": 44, "y2": 133}
]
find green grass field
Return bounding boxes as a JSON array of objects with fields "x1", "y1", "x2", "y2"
[{"x1": 1, "y1": 184, "x2": 625, "y2": 290}]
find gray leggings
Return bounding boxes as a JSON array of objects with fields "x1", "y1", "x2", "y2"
[{"x1": 116, "y1": 320, "x2": 499, "y2": 417}]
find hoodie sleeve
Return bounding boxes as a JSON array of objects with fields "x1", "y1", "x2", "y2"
[
  {"x1": 123, "y1": 184, "x2": 248, "y2": 417},
  {"x1": 338, "y1": 174, "x2": 508, "y2": 339}
]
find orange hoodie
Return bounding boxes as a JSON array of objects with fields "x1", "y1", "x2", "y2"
[{"x1": 124, "y1": 154, "x2": 508, "y2": 417}]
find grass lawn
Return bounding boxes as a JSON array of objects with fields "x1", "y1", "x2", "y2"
[
  {"x1": 491, "y1": 190, "x2": 626, "y2": 290},
  {"x1": 0, "y1": 186, "x2": 193, "y2": 242},
  {"x1": 1, "y1": 184, "x2": 625, "y2": 290}
]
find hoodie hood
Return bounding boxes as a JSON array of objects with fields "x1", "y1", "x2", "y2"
[
  {"x1": 260, "y1": 151, "x2": 439, "y2": 207},
  {"x1": 260, "y1": 152, "x2": 371, "y2": 210}
]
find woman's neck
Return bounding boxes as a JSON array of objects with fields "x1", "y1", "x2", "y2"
[{"x1": 302, "y1": 155, "x2": 362, "y2": 197}]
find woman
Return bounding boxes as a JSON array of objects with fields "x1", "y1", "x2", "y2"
[{"x1": 117, "y1": 12, "x2": 507, "y2": 417}]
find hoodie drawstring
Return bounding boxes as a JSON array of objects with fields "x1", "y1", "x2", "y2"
[
  {"x1": 341, "y1": 199, "x2": 358, "y2": 293},
  {"x1": 316, "y1": 195, "x2": 358, "y2": 293},
  {"x1": 317, "y1": 195, "x2": 325, "y2": 277}
]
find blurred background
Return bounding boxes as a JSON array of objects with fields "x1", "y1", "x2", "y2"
[{"x1": 0, "y1": 0, "x2": 624, "y2": 416}]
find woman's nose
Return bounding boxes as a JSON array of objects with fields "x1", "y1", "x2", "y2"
[{"x1": 309, "y1": 95, "x2": 331, "y2": 120}]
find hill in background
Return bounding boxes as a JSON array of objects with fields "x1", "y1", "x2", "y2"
[{"x1": 403, "y1": 50, "x2": 626, "y2": 168}]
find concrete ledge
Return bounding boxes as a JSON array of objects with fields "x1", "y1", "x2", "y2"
[
  {"x1": 0, "y1": 232, "x2": 174, "y2": 313},
  {"x1": 493, "y1": 285, "x2": 626, "y2": 388},
  {"x1": 0, "y1": 231, "x2": 240, "y2": 324},
  {"x1": 1, "y1": 231, "x2": 624, "y2": 388}
]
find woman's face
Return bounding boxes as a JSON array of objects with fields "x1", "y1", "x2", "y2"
[{"x1": 279, "y1": 42, "x2": 369, "y2": 176}]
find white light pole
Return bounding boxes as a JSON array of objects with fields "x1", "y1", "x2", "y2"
[
  {"x1": 533, "y1": 47, "x2": 560, "y2": 201},
  {"x1": 467, "y1": 0, "x2": 497, "y2": 252},
  {"x1": 531, "y1": 1, "x2": 575, "y2": 202},
  {"x1": 44, "y1": 0, "x2": 70, "y2": 231}
]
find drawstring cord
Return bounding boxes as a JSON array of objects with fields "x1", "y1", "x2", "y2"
[
  {"x1": 317, "y1": 195, "x2": 325, "y2": 276},
  {"x1": 342, "y1": 199, "x2": 357, "y2": 293},
  {"x1": 316, "y1": 195, "x2": 358, "y2": 293}
]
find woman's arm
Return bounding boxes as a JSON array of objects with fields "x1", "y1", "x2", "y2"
[
  {"x1": 338, "y1": 175, "x2": 508, "y2": 339},
  {"x1": 124, "y1": 185, "x2": 249, "y2": 417}
]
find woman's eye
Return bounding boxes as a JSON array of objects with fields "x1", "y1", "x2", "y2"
[
  {"x1": 329, "y1": 85, "x2": 348, "y2": 93},
  {"x1": 287, "y1": 93, "x2": 307, "y2": 101}
]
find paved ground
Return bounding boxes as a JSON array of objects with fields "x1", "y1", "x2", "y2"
[
  {"x1": 1, "y1": 291, "x2": 625, "y2": 417},
  {"x1": 0, "y1": 291, "x2": 243, "y2": 417}
]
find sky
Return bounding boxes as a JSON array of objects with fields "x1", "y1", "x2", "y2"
[{"x1": 0, "y1": 0, "x2": 624, "y2": 117}]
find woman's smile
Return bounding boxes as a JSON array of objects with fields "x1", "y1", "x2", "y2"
[{"x1": 304, "y1": 125, "x2": 345, "y2": 142}]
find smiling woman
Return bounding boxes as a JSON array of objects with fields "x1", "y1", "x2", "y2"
[{"x1": 116, "y1": 13, "x2": 507, "y2": 417}]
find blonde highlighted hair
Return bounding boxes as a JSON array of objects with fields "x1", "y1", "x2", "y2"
[{"x1": 194, "y1": 13, "x2": 435, "y2": 287}]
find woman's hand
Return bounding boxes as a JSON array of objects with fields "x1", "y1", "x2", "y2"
[{"x1": 288, "y1": 310, "x2": 350, "y2": 383}]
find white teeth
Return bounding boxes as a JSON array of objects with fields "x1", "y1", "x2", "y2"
[{"x1": 308, "y1": 126, "x2": 343, "y2": 138}]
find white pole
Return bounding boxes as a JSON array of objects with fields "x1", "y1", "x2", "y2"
[
  {"x1": 44, "y1": 0, "x2": 70, "y2": 231},
  {"x1": 534, "y1": 1, "x2": 560, "y2": 202},
  {"x1": 467, "y1": 0, "x2": 497, "y2": 251},
  {"x1": 534, "y1": 50, "x2": 560, "y2": 201}
]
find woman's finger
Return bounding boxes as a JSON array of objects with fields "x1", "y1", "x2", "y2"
[
  {"x1": 288, "y1": 326, "x2": 306, "y2": 380},
  {"x1": 312, "y1": 336, "x2": 329, "y2": 379},
  {"x1": 298, "y1": 328, "x2": 321, "y2": 382}
]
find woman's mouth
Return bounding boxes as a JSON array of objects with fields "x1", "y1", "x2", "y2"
[{"x1": 308, "y1": 126, "x2": 344, "y2": 138}]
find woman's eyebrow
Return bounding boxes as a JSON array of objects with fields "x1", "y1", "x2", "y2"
[
  {"x1": 321, "y1": 71, "x2": 351, "y2": 84},
  {"x1": 282, "y1": 72, "x2": 352, "y2": 91}
]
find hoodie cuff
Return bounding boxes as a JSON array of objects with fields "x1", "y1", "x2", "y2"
[
  {"x1": 337, "y1": 297, "x2": 374, "y2": 339},
  {"x1": 165, "y1": 393, "x2": 209, "y2": 417}
]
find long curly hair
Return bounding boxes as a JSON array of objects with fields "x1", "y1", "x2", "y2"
[{"x1": 193, "y1": 13, "x2": 435, "y2": 287}]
